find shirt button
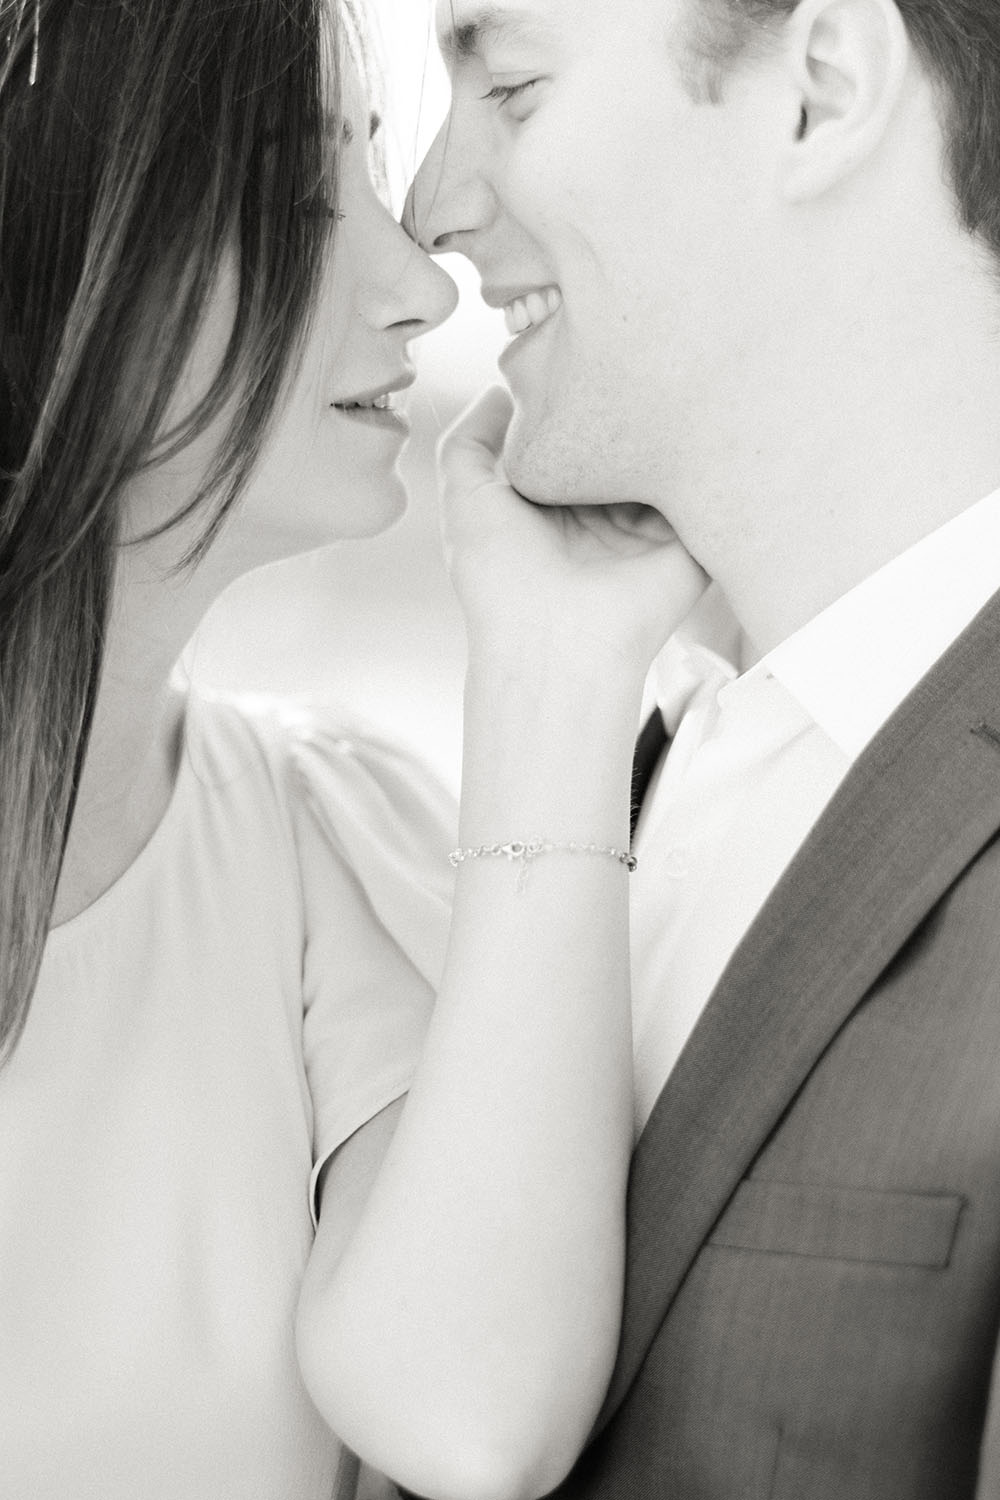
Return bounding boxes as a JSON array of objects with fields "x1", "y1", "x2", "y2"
[{"x1": 663, "y1": 847, "x2": 690, "y2": 880}]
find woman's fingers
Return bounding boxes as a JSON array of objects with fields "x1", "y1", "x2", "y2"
[
  {"x1": 436, "y1": 383, "x2": 710, "y2": 667},
  {"x1": 438, "y1": 386, "x2": 515, "y2": 497}
]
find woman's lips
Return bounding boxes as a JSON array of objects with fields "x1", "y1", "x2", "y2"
[{"x1": 331, "y1": 402, "x2": 410, "y2": 434}]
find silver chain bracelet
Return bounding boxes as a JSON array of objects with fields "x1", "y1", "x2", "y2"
[{"x1": 449, "y1": 837, "x2": 637, "y2": 891}]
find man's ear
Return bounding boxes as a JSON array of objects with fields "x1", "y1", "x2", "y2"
[{"x1": 779, "y1": 0, "x2": 911, "y2": 202}]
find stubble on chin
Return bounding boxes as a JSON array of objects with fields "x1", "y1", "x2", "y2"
[{"x1": 502, "y1": 403, "x2": 610, "y2": 508}]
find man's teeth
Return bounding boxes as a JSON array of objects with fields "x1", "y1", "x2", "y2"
[{"x1": 503, "y1": 286, "x2": 562, "y2": 337}]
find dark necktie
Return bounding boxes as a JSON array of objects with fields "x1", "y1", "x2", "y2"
[{"x1": 630, "y1": 711, "x2": 668, "y2": 842}]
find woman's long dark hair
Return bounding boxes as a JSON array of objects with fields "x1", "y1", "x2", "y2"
[{"x1": 0, "y1": 0, "x2": 343, "y2": 1059}]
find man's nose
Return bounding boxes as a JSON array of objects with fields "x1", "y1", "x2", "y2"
[
  {"x1": 403, "y1": 115, "x2": 494, "y2": 255},
  {"x1": 403, "y1": 121, "x2": 451, "y2": 252}
]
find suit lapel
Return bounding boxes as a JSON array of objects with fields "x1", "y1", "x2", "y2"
[{"x1": 600, "y1": 589, "x2": 1000, "y2": 1432}]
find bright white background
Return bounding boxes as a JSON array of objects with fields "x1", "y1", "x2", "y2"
[{"x1": 190, "y1": 0, "x2": 505, "y2": 788}]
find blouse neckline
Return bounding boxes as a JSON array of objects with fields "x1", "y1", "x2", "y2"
[{"x1": 45, "y1": 698, "x2": 195, "y2": 952}]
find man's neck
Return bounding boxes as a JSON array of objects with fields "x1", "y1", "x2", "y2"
[{"x1": 705, "y1": 257, "x2": 1000, "y2": 658}]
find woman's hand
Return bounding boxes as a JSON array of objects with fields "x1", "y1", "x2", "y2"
[
  {"x1": 300, "y1": 397, "x2": 692, "y2": 1500},
  {"x1": 439, "y1": 386, "x2": 708, "y2": 677}
]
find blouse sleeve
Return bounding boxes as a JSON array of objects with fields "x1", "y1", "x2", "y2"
[{"x1": 285, "y1": 710, "x2": 457, "y2": 1224}]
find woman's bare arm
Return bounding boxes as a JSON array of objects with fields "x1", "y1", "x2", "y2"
[{"x1": 296, "y1": 390, "x2": 706, "y2": 1500}]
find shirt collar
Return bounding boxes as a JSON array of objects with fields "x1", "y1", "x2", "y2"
[
  {"x1": 654, "y1": 487, "x2": 1000, "y2": 760},
  {"x1": 652, "y1": 584, "x2": 741, "y2": 737}
]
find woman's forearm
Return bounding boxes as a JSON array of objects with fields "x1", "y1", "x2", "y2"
[{"x1": 297, "y1": 648, "x2": 645, "y2": 1500}]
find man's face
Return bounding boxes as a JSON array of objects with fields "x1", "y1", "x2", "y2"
[{"x1": 409, "y1": 0, "x2": 786, "y2": 551}]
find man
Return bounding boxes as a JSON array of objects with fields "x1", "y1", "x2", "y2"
[{"x1": 407, "y1": 1, "x2": 1000, "y2": 1496}]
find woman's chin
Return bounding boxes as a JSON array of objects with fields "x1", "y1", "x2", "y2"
[
  {"x1": 235, "y1": 471, "x2": 408, "y2": 564},
  {"x1": 317, "y1": 470, "x2": 409, "y2": 542}
]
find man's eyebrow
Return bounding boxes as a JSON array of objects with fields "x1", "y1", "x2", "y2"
[{"x1": 438, "y1": 7, "x2": 539, "y2": 63}]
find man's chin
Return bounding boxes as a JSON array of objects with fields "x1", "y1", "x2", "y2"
[{"x1": 503, "y1": 417, "x2": 607, "y2": 508}]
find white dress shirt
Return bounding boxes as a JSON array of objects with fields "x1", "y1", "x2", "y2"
[{"x1": 631, "y1": 488, "x2": 1000, "y2": 1136}]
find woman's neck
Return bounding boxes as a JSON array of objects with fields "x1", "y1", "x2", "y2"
[
  {"x1": 51, "y1": 655, "x2": 187, "y2": 930},
  {"x1": 50, "y1": 528, "x2": 224, "y2": 928}
]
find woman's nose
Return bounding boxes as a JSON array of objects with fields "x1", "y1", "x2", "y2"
[
  {"x1": 363, "y1": 221, "x2": 459, "y2": 337},
  {"x1": 404, "y1": 244, "x2": 460, "y2": 335}
]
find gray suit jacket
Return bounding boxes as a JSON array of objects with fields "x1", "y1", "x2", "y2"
[{"x1": 552, "y1": 588, "x2": 1000, "y2": 1499}]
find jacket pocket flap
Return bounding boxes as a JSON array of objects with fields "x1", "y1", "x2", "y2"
[{"x1": 707, "y1": 1180, "x2": 963, "y2": 1267}]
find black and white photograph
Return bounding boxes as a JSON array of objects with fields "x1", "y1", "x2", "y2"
[{"x1": 1, "y1": 2, "x2": 1000, "y2": 1497}]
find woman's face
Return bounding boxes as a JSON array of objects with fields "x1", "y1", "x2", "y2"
[
  {"x1": 240, "y1": 47, "x2": 460, "y2": 557},
  {"x1": 130, "y1": 40, "x2": 458, "y2": 571}
]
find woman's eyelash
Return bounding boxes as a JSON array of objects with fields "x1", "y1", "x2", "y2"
[
  {"x1": 480, "y1": 80, "x2": 538, "y2": 106},
  {"x1": 300, "y1": 199, "x2": 346, "y2": 221}
]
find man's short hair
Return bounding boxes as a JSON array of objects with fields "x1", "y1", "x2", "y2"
[{"x1": 686, "y1": 0, "x2": 1000, "y2": 263}]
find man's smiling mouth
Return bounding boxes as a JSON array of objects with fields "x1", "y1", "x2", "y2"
[{"x1": 503, "y1": 286, "x2": 562, "y2": 337}]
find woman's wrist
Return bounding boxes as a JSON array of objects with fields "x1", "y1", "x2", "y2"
[
  {"x1": 463, "y1": 639, "x2": 650, "y2": 717},
  {"x1": 462, "y1": 658, "x2": 646, "y2": 779},
  {"x1": 460, "y1": 660, "x2": 643, "y2": 848}
]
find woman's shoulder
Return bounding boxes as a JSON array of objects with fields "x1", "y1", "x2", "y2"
[
  {"x1": 188, "y1": 687, "x2": 457, "y2": 980},
  {"x1": 188, "y1": 686, "x2": 454, "y2": 833}
]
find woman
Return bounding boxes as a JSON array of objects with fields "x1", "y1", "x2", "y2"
[{"x1": 0, "y1": 2, "x2": 705, "y2": 1497}]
